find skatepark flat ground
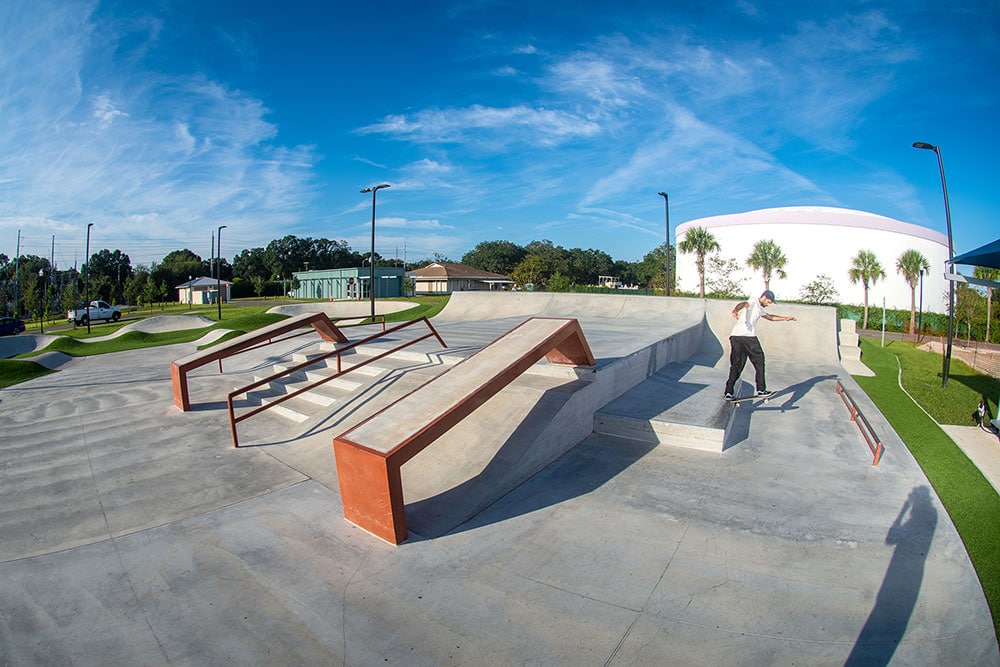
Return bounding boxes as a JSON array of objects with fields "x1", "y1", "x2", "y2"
[{"x1": 1, "y1": 293, "x2": 996, "y2": 665}]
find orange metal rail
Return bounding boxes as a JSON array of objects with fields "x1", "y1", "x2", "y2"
[
  {"x1": 836, "y1": 380, "x2": 883, "y2": 466},
  {"x1": 171, "y1": 311, "x2": 350, "y2": 411},
  {"x1": 227, "y1": 317, "x2": 446, "y2": 447}
]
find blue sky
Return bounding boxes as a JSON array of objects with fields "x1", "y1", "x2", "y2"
[{"x1": 1, "y1": 0, "x2": 997, "y2": 271}]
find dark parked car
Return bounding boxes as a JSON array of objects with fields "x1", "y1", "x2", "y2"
[{"x1": 0, "y1": 316, "x2": 26, "y2": 336}]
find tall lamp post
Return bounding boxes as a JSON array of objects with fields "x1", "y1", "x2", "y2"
[
  {"x1": 216, "y1": 225, "x2": 227, "y2": 320},
  {"x1": 912, "y1": 141, "x2": 954, "y2": 387},
  {"x1": 38, "y1": 269, "x2": 44, "y2": 333},
  {"x1": 918, "y1": 268, "x2": 924, "y2": 342},
  {"x1": 657, "y1": 192, "x2": 670, "y2": 296},
  {"x1": 360, "y1": 183, "x2": 390, "y2": 321},
  {"x1": 85, "y1": 222, "x2": 94, "y2": 333}
]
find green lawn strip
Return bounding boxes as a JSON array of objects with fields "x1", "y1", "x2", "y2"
[
  {"x1": 856, "y1": 339, "x2": 1000, "y2": 635},
  {"x1": 0, "y1": 359, "x2": 56, "y2": 388},
  {"x1": 381, "y1": 296, "x2": 449, "y2": 323}
]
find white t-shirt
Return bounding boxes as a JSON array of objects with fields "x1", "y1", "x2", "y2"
[{"x1": 730, "y1": 299, "x2": 765, "y2": 337}]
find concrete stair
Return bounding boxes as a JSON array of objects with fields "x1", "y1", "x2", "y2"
[
  {"x1": 243, "y1": 348, "x2": 393, "y2": 423},
  {"x1": 838, "y1": 318, "x2": 861, "y2": 361}
]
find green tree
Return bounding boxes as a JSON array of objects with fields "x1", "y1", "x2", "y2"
[
  {"x1": 706, "y1": 255, "x2": 747, "y2": 299},
  {"x1": 974, "y1": 266, "x2": 1000, "y2": 343},
  {"x1": 746, "y1": 239, "x2": 787, "y2": 292},
  {"x1": 251, "y1": 275, "x2": 268, "y2": 299},
  {"x1": 635, "y1": 243, "x2": 674, "y2": 291},
  {"x1": 124, "y1": 266, "x2": 151, "y2": 307},
  {"x1": 547, "y1": 271, "x2": 572, "y2": 292},
  {"x1": 523, "y1": 240, "x2": 569, "y2": 282},
  {"x1": 896, "y1": 249, "x2": 931, "y2": 335},
  {"x1": 678, "y1": 227, "x2": 720, "y2": 297},
  {"x1": 566, "y1": 247, "x2": 614, "y2": 285},
  {"x1": 511, "y1": 255, "x2": 545, "y2": 289},
  {"x1": 799, "y1": 274, "x2": 839, "y2": 305},
  {"x1": 233, "y1": 247, "x2": 271, "y2": 282},
  {"x1": 87, "y1": 249, "x2": 132, "y2": 303},
  {"x1": 848, "y1": 250, "x2": 886, "y2": 330},
  {"x1": 461, "y1": 240, "x2": 526, "y2": 275},
  {"x1": 155, "y1": 249, "x2": 206, "y2": 297},
  {"x1": 953, "y1": 283, "x2": 984, "y2": 341}
]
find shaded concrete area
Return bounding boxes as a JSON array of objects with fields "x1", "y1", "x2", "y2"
[{"x1": 0, "y1": 293, "x2": 996, "y2": 665}]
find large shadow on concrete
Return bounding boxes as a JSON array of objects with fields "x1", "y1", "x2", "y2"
[
  {"x1": 845, "y1": 485, "x2": 937, "y2": 666},
  {"x1": 404, "y1": 381, "x2": 659, "y2": 539}
]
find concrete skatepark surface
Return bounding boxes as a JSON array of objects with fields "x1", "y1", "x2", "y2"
[{"x1": 1, "y1": 293, "x2": 996, "y2": 665}]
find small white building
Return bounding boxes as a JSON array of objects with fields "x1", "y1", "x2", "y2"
[
  {"x1": 674, "y1": 206, "x2": 949, "y2": 312},
  {"x1": 176, "y1": 276, "x2": 232, "y2": 305}
]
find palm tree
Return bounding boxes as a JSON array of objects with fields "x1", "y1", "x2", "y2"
[
  {"x1": 746, "y1": 239, "x2": 787, "y2": 291},
  {"x1": 678, "y1": 227, "x2": 720, "y2": 298},
  {"x1": 896, "y1": 249, "x2": 930, "y2": 335},
  {"x1": 848, "y1": 250, "x2": 885, "y2": 330},
  {"x1": 974, "y1": 266, "x2": 1000, "y2": 343}
]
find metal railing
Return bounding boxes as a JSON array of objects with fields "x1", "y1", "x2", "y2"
[
  {"x1": 836, "y1": 380, "x2": 883, "y2": 466},
  {"x1": 227, "y1": 317, "x2": 445, "y2": 447}
]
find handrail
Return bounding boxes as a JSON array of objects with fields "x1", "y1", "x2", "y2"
[
  {"x1": 227, "y1": 317, "x2": 446, "y2": 447},
  {"x1": 171, "y1": 311, "x2": 348, "y2": 411},
  {"x1": 213, "y1": 316, "x2": 385, "y2": 372},
  {"x1": 836, "y1": 380, "x2": 883, "y2": 466}
]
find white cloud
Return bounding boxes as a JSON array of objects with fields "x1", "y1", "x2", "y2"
[
  {"x1": 0, "y1": 0, "x2": 318, "y2": 264},
  {"x1": 356, "y1": 104, "x2": 600, "y2": 147}
]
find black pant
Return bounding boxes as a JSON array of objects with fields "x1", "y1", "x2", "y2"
[{"x1": 726, "y1": 336, "x2": 766, "y2": 394}]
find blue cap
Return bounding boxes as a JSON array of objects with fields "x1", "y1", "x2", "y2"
[{"x1": 762, "y1": 290, "x2": 776, "y2": 302}]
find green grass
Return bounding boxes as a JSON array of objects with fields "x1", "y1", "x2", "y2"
[
  {"x1": 14, "y1": 308, "x2": 287, "y2": 358},
  {"x1": 855, "y1": 338, "x2": 1000, "y2": 636},
  {"x1": 6, "y1": 299, "x2": 448, "y2": 368},
  {"x1": 381, "y1": 295, "x2": 449, "y2": 322},
  {"x1": 0, "y1": 359, "x2": 55, "y2": 388}
]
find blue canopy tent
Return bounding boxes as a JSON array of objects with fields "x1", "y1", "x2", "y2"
[{"x1": 950, "y1": 238, "x2": 1000, "y2": 270}]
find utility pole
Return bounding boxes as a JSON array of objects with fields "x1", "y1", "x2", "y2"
[{"x1": 14, "y1": 230, "x2": 21, "y2": 318}]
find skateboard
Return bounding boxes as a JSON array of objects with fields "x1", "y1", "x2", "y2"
[{"x1": 726, "y1": 391, "x2": 775, "y2": 408}]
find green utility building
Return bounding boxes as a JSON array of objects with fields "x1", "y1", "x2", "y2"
[{"x1": 290, "y1": 267, "x2": 406, "y2": 301}]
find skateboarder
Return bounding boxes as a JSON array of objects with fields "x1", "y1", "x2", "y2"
[{"x1": 724, "y1": 290, "x2": 796, "y2": 401}]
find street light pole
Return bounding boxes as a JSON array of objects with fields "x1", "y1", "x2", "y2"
[
  {"x1": 912, "y1": 141, "x2": 954, "y2": 387},
  {"x1": 360, "y1": 184, "x2": 390, "y2": 321},
  {"x1": 217, "y1": 225, "x2": 227, "y2": 320},
  {"x1": 85, "y1": 222, "x2": 94, "y2": 333},
  {"x1": 38, "y1": 269, "x2": 44, "y2": 333},
  {"x1": 918, "y1": 268, "x2": 924, "y2": 342},
  {"x1": 657, "y1": 192, "x2": 670, "y2": 296}
]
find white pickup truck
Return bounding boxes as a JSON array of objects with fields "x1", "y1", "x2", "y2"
[{"x1": 67, "y1": 300, "x2": 122, "y2": 326}]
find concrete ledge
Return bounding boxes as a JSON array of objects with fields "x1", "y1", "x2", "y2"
[{"x1": 594, "y1": 364, "x2": 730, "y2": 453}]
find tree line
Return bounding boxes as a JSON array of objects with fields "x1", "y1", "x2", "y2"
[{"x1": 3, "y1": 230, "x2": 997, "y2": 343}]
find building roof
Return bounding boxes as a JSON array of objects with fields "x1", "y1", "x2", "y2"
[
  {"x1": 407, "y1": 262, "x2": 510, "y2": 280},
  {"x1": 175, "y1": 276, "x2": 233, "y2": 289},
  {"x1": 675, "y1": 206, "x2": 947, "y2": 246}
]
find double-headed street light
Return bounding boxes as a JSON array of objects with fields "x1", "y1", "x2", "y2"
[
  {"x1": 85, "y1": 222, "x2": 94, "y2": 333},
  {"x1": 657, "y1": 192, "x2": 670, "y2": 296},
  {"x1": 360, "y1": 184, "x2": 390, "y2": 321},
  {"x1": 912, "y1": 141, "x2": 954, "y2": 387},
  {"x1": 217, "y1": 225, "x2": 227, "y2": 320}
]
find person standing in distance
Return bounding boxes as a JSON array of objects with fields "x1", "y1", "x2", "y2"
[{"x1": 724, "y1": 290, "x2": 796, "y2": 400}]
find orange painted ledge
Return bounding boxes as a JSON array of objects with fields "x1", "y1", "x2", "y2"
[{"x1": 333, "y1": 317, "x2": 595, "y2": 544}]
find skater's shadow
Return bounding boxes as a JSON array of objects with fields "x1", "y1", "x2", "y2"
[{"x1": 845, "y1": 485, "x2": 937, "y2": 665}]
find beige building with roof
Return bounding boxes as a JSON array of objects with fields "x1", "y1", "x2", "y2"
[{"x1": 408, "y1": 262, "x2": 512, "y2": 295}]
